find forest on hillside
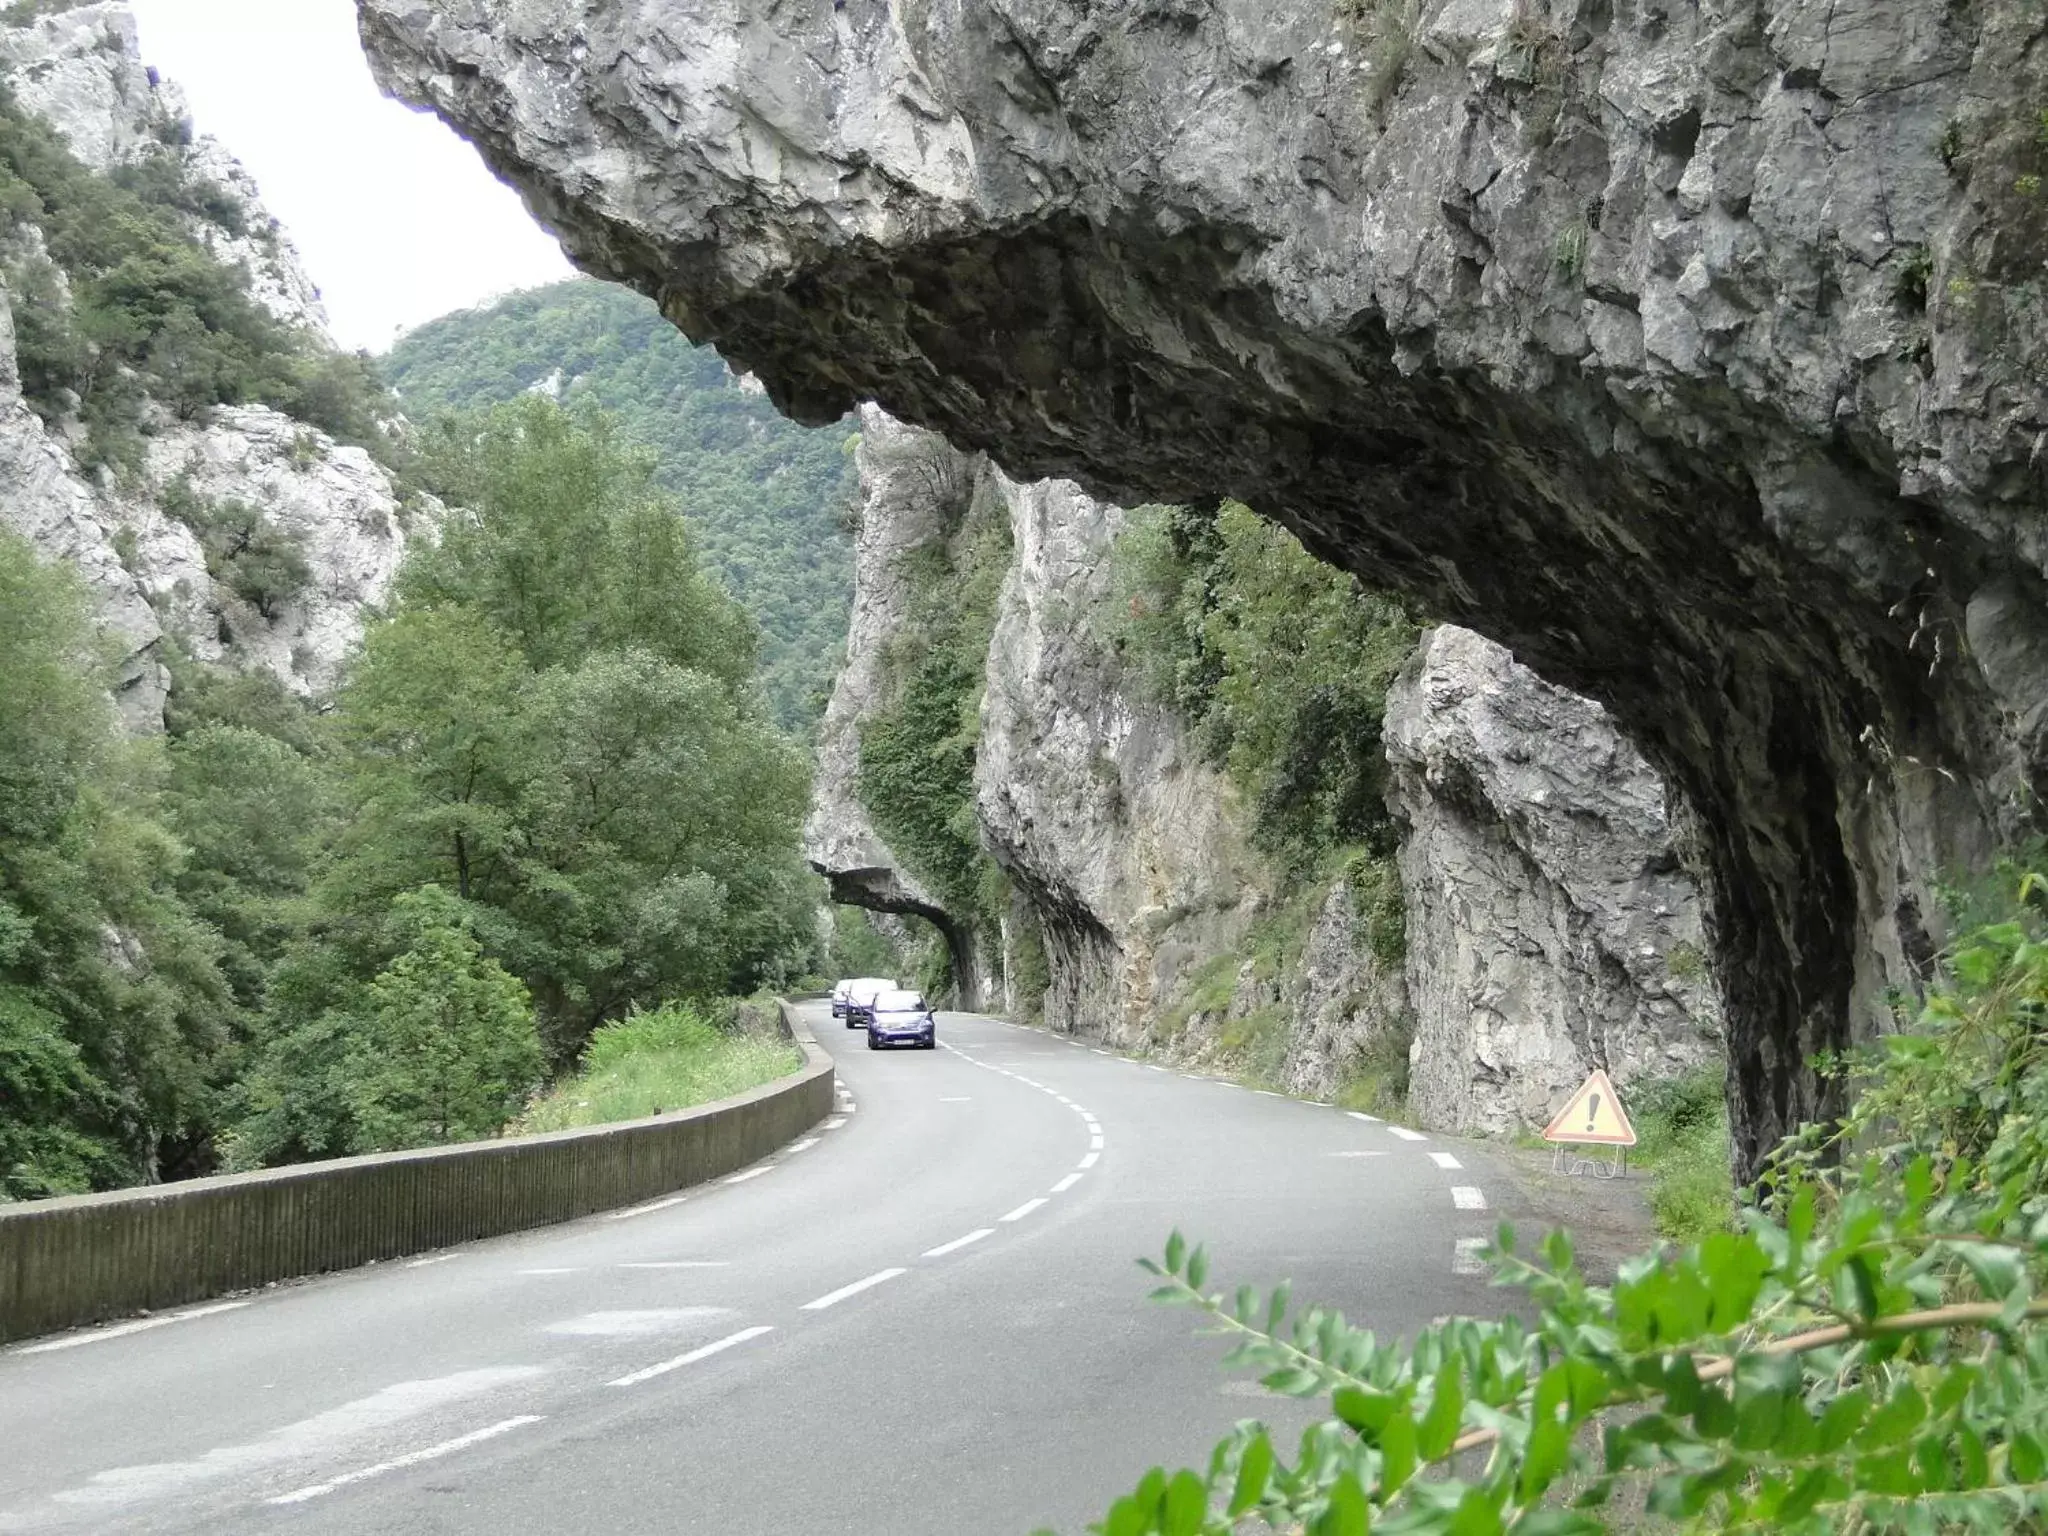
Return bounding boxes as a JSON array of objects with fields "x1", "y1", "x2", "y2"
[
  {"x1": 1, "y1": 395, "x2": 833, "y2": 1195},
  {"x1": 381, "y1": 280, "x2": 858, "y2": 732}
]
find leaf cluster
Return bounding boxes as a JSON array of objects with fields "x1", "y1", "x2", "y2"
[{"x1": 1082, "y1": 869, "x2": 2048, "y2": 1534}]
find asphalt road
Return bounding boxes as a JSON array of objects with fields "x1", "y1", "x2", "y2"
[{"x1": 0, "y1": 1006, "x2": 1516, "y2": 1535}]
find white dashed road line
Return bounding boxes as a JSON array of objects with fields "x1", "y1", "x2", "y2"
[
  {"x1": 922, "y1": 1229, "x2": 993, "y2": 1259},
  {"x1": 1089, "y1": 1134, "x2": 1104, "y2": 1151},
  {"x1": 822, "y1": 1116, "x2": 847, "y2": 1130},
  {"x1": 1451, "y1": 1186, "x2": 1487, "y2": 1211},
  {"x1": 13, "y1": 1301, "x2": 250, "y2": 1355},
  {"x1": 724, "y1": 1167, "x2": 772, "y2": 1185},
  {"x1": 1387, "y1": 1126, "x2": 1428, "y2": 1142},
  {"x1": 267, "y1": 1415, "x2": 546, "y2": 1504},
  {"x1": 999, "y1": 1198, "x2": 1047, "y2": 1223},
  {"x1": 609, "y1": 1326, "x2": 776, "y2": 1387},
  {"x1": 1328, "y1": 1150, "x2": 1389, "y2": 1158},
  {"x1": 1428, "y1": 1152, "x2": 1462, "y2": 1170},
  {"x1": 406, "y1": 1254, "x2": 459, "y2": 1269},
  {"x1": 1050, "y1": 1173, "x2": 1083, "y2": 1194},
  {"x1": 1078, "y1": 1151, "x2": 1100, "y2": 1169},
  {"x1": 1347, "y1": 1111, "x2": 1381, "y2": 1124},
  {"x1": 1453, "y1": 1238, "x2": 1489, "y2": 1276},
  {"x1": 801, "y1": 1269, "x2": 908, "y2": 1312},
  {"x1": 784, "y1": 1138, "x2": 820, "y2": 1155}
]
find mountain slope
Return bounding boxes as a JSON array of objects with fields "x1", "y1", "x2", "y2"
[{"x1": 382, "y1": 280, "x2": 856, "y2": 732}]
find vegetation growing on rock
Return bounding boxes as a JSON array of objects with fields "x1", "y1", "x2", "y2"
[{"x1": 0, "y1": 84, "x2": 391, "y2": 472}]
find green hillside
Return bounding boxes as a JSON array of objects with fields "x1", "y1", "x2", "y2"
[{"x1": 382, "y1": 280, "x2": 857, "y2": 731}]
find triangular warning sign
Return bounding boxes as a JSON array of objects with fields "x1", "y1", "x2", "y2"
[{"x1": 1542, "y1": 1069, "x2": 1636, "y2": 1146}]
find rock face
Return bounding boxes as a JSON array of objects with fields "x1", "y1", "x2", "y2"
[
  {"x1": 1387, "y1": 626, "x2": 1723, "y2": 1135},
  {"x1": 977, "y1": 445, "x2": 1263, "y2": 1045},
  {"x1": 0, "y1": 270, "x2": 166, "y2": 726},
  {"x1": 818, "y1": 408, "x2": 1718, "y2": 1126},
  {"x1": 0, "y1": 5, "x2": 327, "y2": 330},
  {"x1": 0, "y1": 4, "x2": 406, "y2": 725},
  {"x1": 804, "y1": 407, "x2": 987, "y2": 996},
  {"x1": 360, "y1": 0, "x2": 2048, "y2": 1170}
]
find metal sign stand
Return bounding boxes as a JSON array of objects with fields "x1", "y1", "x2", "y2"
[
  {"x1": 1542, "y1": 1068, "x2": 1636, "y2": 1178},
  {"x1": 1549, "y1": 1141, "x2": 1629, "y2": 1180}
]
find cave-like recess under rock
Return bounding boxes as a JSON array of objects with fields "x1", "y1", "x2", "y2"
[{"x1": 357, "y1": 0, "x2": 2048, "y2": 1175}]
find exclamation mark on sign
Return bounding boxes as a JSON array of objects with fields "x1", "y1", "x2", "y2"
[{"x1": 1585, "y1": 1094, "x2": 1601, "y2": 1133}]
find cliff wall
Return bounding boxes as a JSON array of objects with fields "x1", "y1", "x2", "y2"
[
  {"x1": 814, "y1": 408, "x2": 1720, "y2": 1131},
  {"x1": 1, "y1": 5, "x2": 413, "y2": 728},
  {"x1": 359, "y1": 0, "x2": 2048, "y2": 1170}
]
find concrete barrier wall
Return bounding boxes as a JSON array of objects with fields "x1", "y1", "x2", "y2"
[{"x1": 0, "y1": 1002, "x2": 834, "y2": 1346}]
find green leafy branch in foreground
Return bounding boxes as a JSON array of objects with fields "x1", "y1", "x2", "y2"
[
  {"x1": 1090, "y1": 1194, "x2": 2048, "y2": 1535},
  {"x1": 1073, "y1": 866, "x2": 2048, "y2": 1536}
]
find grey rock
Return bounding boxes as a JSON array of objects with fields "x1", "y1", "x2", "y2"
[
  {"x1": 116, "y1": 407, "x2": 415, "y2": 697},
  {"x1": 803, "y1": 407, "x2": 990, "y2": 1000},
  {"x1": 360, "y1": 0, "x2": 2048, "y2": 1170},
  {"x1": 0, "y1": 266, "x2": 167, "y2": 729},
  {"x1": 1386, "y1": 626, "x2": 1723, "y2": 1136},
  {"x1": 1, "y1": 4, "x2": 329, "y2": 332},
  {"x1": 0, "y1": 6, "x2": 406, "y2": 728},
  {"x1": 977, "y1": 450, "x2": 1263, "y2": 1048}
]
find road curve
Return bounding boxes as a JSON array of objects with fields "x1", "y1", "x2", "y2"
[{"x1": 0, "y1": 1006, "x2": 1512, "y2": 1534}]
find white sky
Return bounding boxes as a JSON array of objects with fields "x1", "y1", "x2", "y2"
[{"x1": 127, "y1": 0, "x2": 575, "y2": 352}]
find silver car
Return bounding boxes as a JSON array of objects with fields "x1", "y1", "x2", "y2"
[{"x1": 840, "y1": 977, "x2": 899, "y2": 1030}]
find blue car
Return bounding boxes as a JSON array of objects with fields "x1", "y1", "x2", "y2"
[{"x1": 866, "y1": 989, "x2": 937, "y2": 1051}]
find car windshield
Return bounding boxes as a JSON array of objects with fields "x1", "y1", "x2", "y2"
[
  {"x1": 850, "y1": 980, "x2": 896, "y2": 1000},
  {"x1": 875, "y1": 991, "x2": 926, "y2": 1012}
]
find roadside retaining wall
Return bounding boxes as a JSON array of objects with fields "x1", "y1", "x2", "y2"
[{"x1": 0, "y1": 1002, "x2": 835, "y2": 1346}]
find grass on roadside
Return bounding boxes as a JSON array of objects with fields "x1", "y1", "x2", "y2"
[
  {"x1": 512, "y1": 1002, "x2": 801, "y2": 1133},
  {"x1": 1628, "y1": 1066, "x2": 1733, "y2": 1242}
]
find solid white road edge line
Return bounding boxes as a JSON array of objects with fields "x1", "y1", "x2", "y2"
[
  {"x1": 14, "y1": 1300, "x2": 250, "y2": 1355},
  {"x1": 1388, "y1": 1126, "x2": 1428, "y2": 1142},
  {"x1": 608, "y1": 1326, "x2": 776, "y2": 1387},
  {"x1": 800, "y1": 1268, "x2": 908, "y2": 1311},
  {"x1": 1078, "y1": 1151, "x2": 1100, "y2": 1169},
  {"x1": 617, "y1": 1261, "x2": 729, "y2": 1270},
  {"x1": 1428, "y1": 1152, "x2": 1463, "y2": 1170},
  {"x1": 608, "y1": 1194, "x2": 689, "y2": 1221},
  {"x1": 1453, "y1": 1238, "x2": 1490, "y2": 1276},
  {"x1": 267, "y1": 1415, "x2": 547, "y2": 1503},
  {"x1": 922, "y1": 1229, "x2": 994, "y2": 1258},
  {"x1": 1050, "y1": 1173, "x2": 1083, "y2": 1194},
  {"x1": 1452, "y1": 1186, "x2": 1487, "y2": 1211}
]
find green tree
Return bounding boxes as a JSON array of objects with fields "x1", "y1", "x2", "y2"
[
  {"x1": 383, "y1": 281, "x2": 856, "y2": 729},
  {"x1": 332, "y1": 603, "x2": 530, "y2": 909},
  {"x1": 344, "y1": 887, "x2": 543, "y2": 1151},
  {"x1": 1114, "y1": 502, "x2": 1416, "y2": 868},
  {"x1": 0, "y1": 530, "x2": 236, "y2": 1190},
  {"x1": 401, "y1": 397, "x2": 758, "y2": 692},
  {"x1": 163, "y1": 724, "x2": 330, "y2": 1008}
]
